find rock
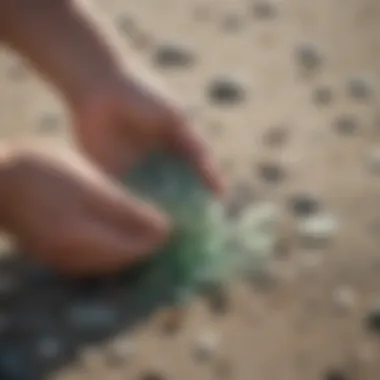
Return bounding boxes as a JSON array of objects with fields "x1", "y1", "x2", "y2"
[
  {"x1": 193, "y1": 331, "x2": 220, "y2": 361},
  {"x1": 323, "y1": 368, "x2": 349, "y2": 380},
  {"x1": 159, "y1": 307, "x2": 186, "y2": 335},
  {"x1": 297, "y1": 214, "x2": 338, "y2": 247},
  {"x1": 252, "y1": 0, "x2": 278, "y2": 19},
  {"x1": 296, "y1": 43, "x2": 324, "y2": 72},
  {"x1": 224, "y1": 181, "x2": 254, "y2": 219},
  {"x1": 334, "y1": 115, "x2": 358, "y2": 135},
  {"x1": 207, "y1": 75, "x2": 247, "y2": 105},
  {"x1": 153, "y1": 42, "x2": 196, "y2": 68},
  {"x1": 312, "y1": 86, "x2": 333, "y2": 106},
  {"x1": 105, "y1": 338, "x2": 137, "y2": 365},
  {"x1": 263, "y1": 125, "x2": 289, "y2": 147},
  {"x1": 221, "y1": 13, "x2": 245, "y2": 31},
  {"x1": 202, "y1": 282, "x2": 230, "y2": 315},
  {"x1": 289, "y1": 194, "x2": 320, "y2": 217},
  {"x1": 347, "y1": 76, "x2": 375, "y2": 100},
  {"x1": 257, "y1": 162, "x2": 285, "y2": 183},
  {"x1": 35, "y1": 335, "x2": 65, "y2": 361},
  {"x1": 67, "y1": 302, "x2": 117, "y2": 337},
  {"x1": 332, "y1": 285, "x2": 356, "y2": 314},
  {"x1": 365, "y1": 299, "x2": 380, "y2": 332},
  {"x1": 140, "y1": 370, "x2": 167, "y2": 380}
]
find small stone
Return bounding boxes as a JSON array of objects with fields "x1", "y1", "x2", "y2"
[
  {"x1": 332, "y1": 286, "x2": 356, "y2": 314},
  {"x1": 298, "y1": 214, "x2": 338, "y2": 247},
  {"x1": 365, "y1": 299, "x2": 380, "y2": 332},
  {"x1": 35, "y1": 335, "x2": 64, "y2": 361},
  {"x1": 140, "y1": 370, "x2": 166, "y2": 380},
  {"x1": 334, "y1": 115, "x2": 358, "y2": 135},
  {"x1": 105, "y1": 338, "x2": 137, "y2": 365},
  {"x1": 289, "y1": 194, "x2": 320, "y2": 217},
  {"x1": 193, "y1": 331, "x2": 220, "y2": 361},
  {"x1": 253, "y1": 0, "x2": 278, "y2": 19},
  {"x1": 202, "y1": 282, "x2": 229, "y2": 314},
  {"x1": 263, "y1": 125, "x2": 289, "y2": 147},
  {"x1": 323, "y1": 368, "x2": 349, "y2": 380},
  {"x1": 257, "y1": 162, "x2": 285, "y2": 183},
  {"x1": 221, "y1": 13, "x2": 245, "y2": 31},
  {"x1": 159, "y1": 307, "x2": 185, "y2": 335},
  {"x1": 207, "y1": 75, "x2": 246, "y2": 105},
  {"x1": 296, "y1": 43, "x2": 324, "y2": 71},
  {"x1": 224, "y1": 182, "x2": 254, "y2": 219},
  {"x1": 313, "y1": 86, "x2": 333, "y2": 106},
  {"x1": 347, "y1": 76, "x2": 375, "y2": 100},
  {"x1": 153, "y1": 42, "x2": 196, "y2": 68}
]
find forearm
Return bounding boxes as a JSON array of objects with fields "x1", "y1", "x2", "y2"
[{"x1": 0, "y1": 0, "x2": 125, "y2": 105}]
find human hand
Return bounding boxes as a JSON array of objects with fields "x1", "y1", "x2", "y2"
[
  {"x1": 0, "y1": 145, "x2": 170, "y2": 276},
  {"x1": 71, "y1": 74, "x2": 224, "y2": 195}
]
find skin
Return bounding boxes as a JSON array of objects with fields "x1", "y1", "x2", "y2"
[{"x1": 0, "y1": 0, "x2": 223, "y2": 276}]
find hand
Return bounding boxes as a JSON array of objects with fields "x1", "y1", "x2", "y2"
[
  {"x1": 0, "y1": 145, "x2": 170, "y2": 276},
  {"x1": 71, "y1": 74, "x2": 223, "y2": 194}
]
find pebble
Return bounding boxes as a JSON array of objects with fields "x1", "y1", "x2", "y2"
[
  {"x1": 221, "y1": 13, "x2": 245, "y2": 32},
  {"x1": 67, "y1": 302, "x2": 117, "y2": 335},
  {"x1": 159, "y1": 307, "x2": 186, "y2": 335},
  {"x1": 257, "y1": 162, "x2": 285, "y2": 183},
  {"x1": 289, "y1": 194, "x2": 320, "y2": 217},
  {"x1": 105, "y1": 338, "x2": 137, "y2": 365},
  {"x1": 140, "y1": 369, "x2": 167, "y2": 380},
  {"x1": 153, "y1": 42, "x2": 196, "y2": 68},
  {"x1": 35, "y1": 335, "x2": 64, "y2": 361},
  {"x1": 332, "y1": 285, "x2": 356, "y2": 314},
  {"x1": 193, "y1": 330, "x2": 220, "y2": 361},
  {"x1": 323, "y1": 368, "x2": 349, "y2": 380},
  {"x1": 252, "y1": 0, "x2": 278, "y2": 19},
  {"x1": 263, "y1": 125, "x2": 289, "y2": 147},
  {"x1": 296, "y1": 43, "x2": 324, "y2": 72},
  {"x1": 202, "y1": 282, "x2": 230, "y2": 315},
  {"x1": 312, "y1": 86, "x2": 333, "y2": 106},
  {"x1": 364, "y1": 299, "x2": 380, "y2": 332},
  {"x1": 297, "y1": 214, "x2": 338, "y2": 247},
  {"x1": 347, "y1": 76, "x2": 375, "y2": 100},
  {"x1": 207, "y1": 75, "x2": 247, "y2": 105},
  {"x1": 224, "y1": 181, "x2": 254, "y2": 219},
  {"x1": 334, "y1": 115, "x2": 358, "y2": 135}
]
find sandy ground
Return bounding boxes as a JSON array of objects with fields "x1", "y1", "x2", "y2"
[{"x1": 1, "y1": 0, "x2": 380, "y2": 379}]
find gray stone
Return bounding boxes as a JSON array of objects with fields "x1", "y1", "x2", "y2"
[
  {"x1": 289, "y1": 194, "x2": 320, "y2": 217},
  {"x1": 253, "y1": 0, "x2": 278, "y2": 19},
  {"x1": 257, "y1": 162, "x2": 285, "y2": 183},
  {"x1": 153, "y1": 42, "x2": 196, "y2": 68},
  {"x1": 313, "y1": 86, "x2": 333, "y2": 106},
  {"x1": 207, "y1": 75, "x2": 247, "y2": 105},
  {"x1": 193, "y1": 330, "x2": 220, "y2": 361},
  {"x1": 347, "y1": 76, "x2": 375, "y2": 100},
  {"x1": 221, "y1": 13, "x2": 245, "y2": 31},
  {"x1": 334, "y1": 115, "x2": 358, "y2": 135},
  {"x1": 296, "y1": 43, "x2": 324, "y2": 71},
  {"x1": 298, "y1": 214, "x2": 338, "y2": 247}
]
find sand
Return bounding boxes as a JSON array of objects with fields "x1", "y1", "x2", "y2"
[{"x1": 0, "y1": 0, "x2": 380, "y2": 379}]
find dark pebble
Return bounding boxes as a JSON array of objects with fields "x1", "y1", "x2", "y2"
[
  {"x1": 263, "y1": 125, "x2": 289, "y2": 147},
  {"x1": 296, "y1": 43, "x2": 324, "y2": 71},
  {"x1": 289, "y1": 194, "x2": 319, "y2": 217},
  {"x1": 207, "y1": 75, "x2": 246, "y2": 105},
  {"x1": 312, "y1": 86, "x2": 333, "y2": 106},
  {"x1": 323, "y1": 368, "x2": 349, "y2": 380},
  {"x1": 140, "y1": 370, "x2": 166, "y2": 380},
  {"x1": 257, "y1": 162, "x2": 285, "y2": 183},
  {"x1": 221, "y1": 13, "x2": 245, "y2": 32},
  {"x1": 334, "y1": 115, "x2": 358, "y2": 135},
  {"x1": 365, "y1": 301, "x2": 380, "y2": 332},
  {"x1": 253, "y1": 0, "x2": 278, "y2": 19},
  {"x1": 153, "y1": 42, "x2": 196, "y2": 68},
  {"x1": 202, "y1": 282, "x2": 229, "y2": 315},
  {"x1": 347, "y1": 76, "x2": 374, "y2": 100}
]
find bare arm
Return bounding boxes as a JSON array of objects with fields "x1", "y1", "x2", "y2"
[{"x1": 0, "y1": 0, "x2": 126, "y2": 106}]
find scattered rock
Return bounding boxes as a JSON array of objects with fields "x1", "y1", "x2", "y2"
[
  {"x1": 105, "y1": 338, "x2": 137, "y2": 366},
  {"x1": 221, "y1": 13, "x2": 245, "y2": 32},
  {"x1": 207, "y1": 75, "x2": 247, "y2": 105},
  {"x1": 159, "y1": 307, "x2": 186, "y2": 335},
  {"x1": 296, "y1": 43, "x2": 324, "y2": 72},
  {"x1": 202, "y1": 282, "x2": 230, "y2": 315},
  {"x1": 257, "y1": 162, "x2": 285, "y2": 183},
  {"x1": 153, "y1": 42, "x2": 196, "y2": 68},
  {"x1": 289, "y1": 194, "x2": 320, "y2": 217},
  {"x1": 193, "y1": 330, "x2": 220, "y2": 362},
  {"x1": 313, "y1": 86, "x2": 333, "y2": 106},
  {"x1": 263, "y1": 125, "x2": 289, "y2": 147},
  {"x1": 334, "y1": 115, "x2": 358, "y2": 135},
  {"x1": 332, "y1": 285, "x2": 356, "y2": 314},
  {"x1": 140, "y1": 369, "x2": 167, "y2": 380},
  {"x1": 252, "y1": 0, "x2": 278, "y2": 19},
  {"x1": 323, "y1": 368, "x2": 350, "y2": 380},
  {"x1": 347, "y1": 76, "x2": 375, "y2": 100},
  {"x1": 365, "y1": 299, "x2": 380, "y2": 332},
  {"x1": 297, "y1": 214, "x2": 338, "y2": 247}
]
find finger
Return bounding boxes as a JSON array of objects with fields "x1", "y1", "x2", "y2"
[
  {"x1": 165, "y1": 116, "x2": 225, "y2": 196},
  {"x1": 44, "y1": 221, "x2": 168, "y2": 276}
]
